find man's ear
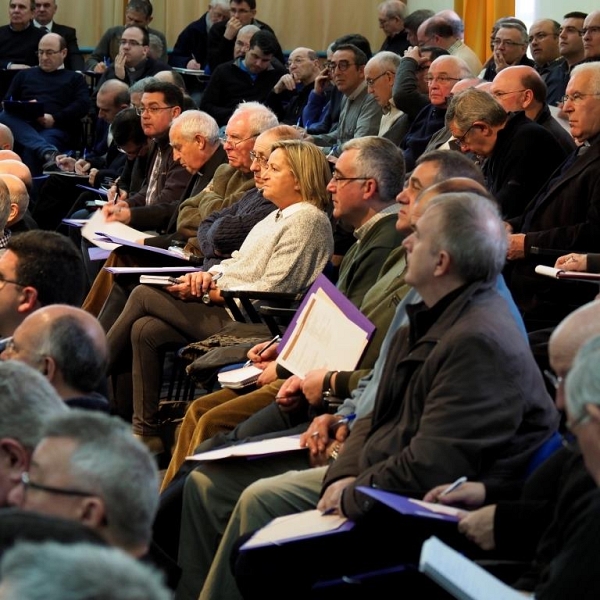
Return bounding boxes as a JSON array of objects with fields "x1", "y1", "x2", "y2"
[
  {"x1": 40, "y1": 355, "x2": 56, "y2": 381},
  {"x1": 16, "y1": 286, "x2": 38, "y2": 316},
  {"x1": 0, "y1": 438, "x2": 30, "y2": 475},
  {"x1": 433, "y1": 250, "x2": 451, "y2": 277},
  {"x1": 7, "y1": 203, "x2": 18, "y2": 224},
  {"x1": 78, "y1": 496, "x2": 107, "y2": 529}
]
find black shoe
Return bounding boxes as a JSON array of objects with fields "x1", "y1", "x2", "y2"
[{"x1": 41, "y1": 150, "x2": 59, "y2": 171}]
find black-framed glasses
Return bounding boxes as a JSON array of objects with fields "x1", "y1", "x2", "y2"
[
  {"x1": 330, "y1": 173, "x2": 371, "y2": 186},
  {"x1": 580, "y1": 26, "x2": 600, "y2": 36},
  {"x1": 135, "y1": 106, "x2": 175, "y2": 116},
  {"x1": 249, "y1": 150, "x2": 269, "y2": 168},
  {"x1": 492, "y1": 38, "x2": 526, "y2": 47},
  {"x1": 119, "y1": 38, "x2": 143, "y2": 46},
  {"x1": 543, "y1": 369, "x2": 564, "y2": 390},
  {"x1": 326, "y1": 60, "x2": 356, "y2": 72},
  {"x1": 0, "y1": 273, "x2": 24, "y2": 290},
  {"x1": 219, "y1": 134, "x2": 258, "y2": 148},
  {"x1": 454, "y1": 123, "x2": 478, "y2": 147},
  {"x1": 528, "y1": 32, "x2": 558, "y2": 43},
  {"x1": 425, "y1": 75, "x2": 461, "y2": 85},
  {"x1": 20, "y1": 471, "x2": 94, "y2": 498},
  {"x1": 561, "y1": 92, "x2": 600, "y2": 103},
  {"x1": 492, "y1": 89, "x2": 527, "y2": 99},
  {"x1": 366, "y1": 71, "x2": 389, "y2": 87}
]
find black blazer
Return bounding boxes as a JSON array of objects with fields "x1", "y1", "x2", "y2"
[{"x1": 51, "y1": 22, "x2": 85, "y2": 71}]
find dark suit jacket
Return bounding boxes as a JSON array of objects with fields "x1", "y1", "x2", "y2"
[
  {"x1": 506, "y1": 136, "x2": 600, "y2": 328},
  {"x1": 50, "y1": 22, "x2": 85, "y2": 71}
]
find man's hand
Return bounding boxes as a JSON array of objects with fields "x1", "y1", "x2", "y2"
[
  {"x1": 186, "y1": 58, "x2": 202, "y2": 70},
  {"x1": 113, "y1": 51, "x2": 127, "y2": 80},
  {"x1": 300, "y1": 368, "x2": 331, "y2": 407},
  {"x1": 88, "y1": 168, "x2": 99, "y2": 186},
  {"x1": 37, "y1": 113, "x2": 55, "y2": 129},
  {"x1": 507, "y1": 233, "x2": 525, "y2": 260},
  {"x1": 178, "y1": 271, "x2": 216, "y2": 298},
  {"x1": 458, "y1": 505, "x2": 497, "y2": 550},
  {"x1": 256, "y1": 361, "x2": 278, "y2": 386},
  {"x1": 555, "y1": 253, "x2": 588, "y2": 272},
  {"x1": 74, "y1": 159, "x2": 91, "y2": 175},
  {"x1": 494, "y1": 49, "x2": 509, "y2": 72},
  {"x1": 300, "y1": 413, "x2": 345, "y2": 455},
  {"x1": 316, "y1": 476, "x2": 356, "y2": 515},
  {"x1": 275, "y1": 375, "x2": 304, "y2": 410},
  {"x1": 106, "y1": 183, "x2": 127, "y2": 204},
  {"x1": 102, "y1": 200, "x2": 131, "y2": 224},
  {"x1": 224, "y1": 17, "x2": 243, "y2": 40},
  {"x1": 423, "y1": 481, "x2": 486, "y2": 508},
  {"x1": 313, "y1": 67, "x2": 331, "y2": 95},
  {"x1": 273, "y1": 73, "x2": 297, "y2": 94},
  {"x1": 93, "y1": 62, "x2": 107, "y2": 74},
  {"x1": 247, "y1": 339, "x2": 280, "y2": 365},
  {"x1": 55, "y1": 154, "x2": 76, "y2": 172},
  {"x1": 8, "y1": 63, "x2": 30, "y2": 70}
]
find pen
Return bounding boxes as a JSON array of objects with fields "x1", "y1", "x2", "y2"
[
  {"x1": 243, "y1": 334, "x2": 281, "y2": 367},
  {"x1": 440, "y1": 476, "x2": 467, "y2": 497},
  {"x1": 332, "y1": 414, "x2": 356, "y2": 429},
  {"x1": 113, "y1": 179, "x2": 120, "y2": 204}
]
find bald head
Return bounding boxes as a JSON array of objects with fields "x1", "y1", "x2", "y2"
[
  {"x1": 0, "y1": 160, "x2": 32, "y2": 189},
  {"x1": 549, "y1": 300, "x2": 600, "y2": 410},
  {"x1": 0, "y1": 149, "x2": 21, "y2": 162},
  {"x1": 9, "y1": 305, "x2": 108, "y2": 399},
  {"x1": 0, "y1": 124, "x2": 14, "y2": 150},
  {"x1": 0, "y1": 174, "x2": 28, "y2": 227}
]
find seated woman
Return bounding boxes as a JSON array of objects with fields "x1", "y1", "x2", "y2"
[{"x1": 106, "y1": 140, "x2": 334, "y2": 452}]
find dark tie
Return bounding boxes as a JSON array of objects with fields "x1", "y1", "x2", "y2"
[{"x1": 40, "y1": 26, "x2": 48, "y2": 33}]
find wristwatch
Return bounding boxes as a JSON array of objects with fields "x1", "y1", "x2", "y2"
[{"x1": 201, "y1": 291, "x2": 212, "y2": 305}]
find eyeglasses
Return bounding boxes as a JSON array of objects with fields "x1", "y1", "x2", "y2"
[
  {"x1": 135, "y1": 105, "x2": 175, "y2": 116},
  {"x1": 491, "y1": 89, "x2": 527, "y2": 99},
  {"x1": 580, "y1": 26, "x2": 600, "y2": 36},
  {"x1": 425, "y1": 75, "x2": 461, "y2": 85},
  {"x1": 561, "y1": 92, "x2": 600, "y2": 103},
  {"x1": 0, "y1": 272, "x2": 24, "y2": 290},
  {"x1": 326, "y1": 60, "x2": 356, "y2": 72},
  {"x1": 366, "y1": 71, "x2": 390, "y2": 87},
  {"x1": 119, "y1": 38, "x2": 144, "y2": 46},
  {"x1": 219, "y1": 134, "x2": 258, "y2": 148},
  {"x1": 330, "y1": 173, "x2": 371, "y2": 187},
  {"x1": 249, "y1": 150, "x2": 269, "y2": 168},
  {"x1": 117, "y1": 144, "x2": 144, "y2": 158},
  {"x1": 492, "y1": 38, "x2": 525, "y2": 47},
  {"x1": 543, "y1": 369, "x2": 564, "y2": 390},
  {"x1": 528, "y1": 32, "x2": 558, "y2": 43},
  {"x1": 36, "y1": 49, "x2": 61, "y2": 56},
  {"x1": 0, "y1": 336, "x2": 13, "y2": 353},
  {"x1": 20, "y1": 471, "x2": 95, "y2": 498},
  {"x1": 454, "y1": 123, "x2": 478, "y2": 148}
]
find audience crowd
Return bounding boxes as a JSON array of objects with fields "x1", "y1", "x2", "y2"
[{"x1": 0, "y1": 0, "x2": 600, "y2": 598}]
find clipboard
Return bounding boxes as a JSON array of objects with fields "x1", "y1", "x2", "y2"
[{"x1": 3, "y1": 100, "x2": 45, "y2": 119}]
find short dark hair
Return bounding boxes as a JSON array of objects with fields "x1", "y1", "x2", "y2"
[
  {"x1": 248, "y1": 30, "x2": 281, "y2": 58},
  {"x1": 333, "y1": 34, "x2": 372, "y2": 59},
  {"x1": 111, "y1": 107, "x2": 146, "y2": 147},
  {"x1": 404, "y1": 9, "x2": 435, "y2": 33},
  {"x1": 142, "y1": 81, "x2": 185, "y2": 110},
  {"x1": 331, "y1": 43, "x2": 368, "y2": 67},
  {"x1": 420, "y1": 46, "x2": 451, "y2": 61},
  {"x1": 564, "y1": 12, "x2": 588, "y2": 20},
  {"x1": 232, "y1": 0, "x2": 256, "y2": 10},
  {"x1": 127, "y1": 0, "x2": 153, "y2": 18},
  {"x1": 7, "y1": 231, "x2": 85, "y2": 307},
  {"x1": 417, "y1": 149, "x2": 485, "y2": 186},
  {"x1": 122, "y1": 24, "x2": 149, "y2": 46}
]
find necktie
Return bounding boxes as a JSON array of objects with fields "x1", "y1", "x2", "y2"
[
  {"x1": 40, "y1": 26, "x2": 49, "y2": 33},
  {"x1": 145, "y1": 149, "x2": 163, "y2": 205}
]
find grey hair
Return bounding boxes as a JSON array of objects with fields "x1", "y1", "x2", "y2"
[
  {"x1": 37, "y1": 314, "x2": 107, "y2": 394},
  {"x1": 0, "y1": 362, "x2": 67, "y2": 450},
  {"x1": 129, "y1": 76, "x2": 158, "y2": 96},
  {"x1": 571, "y1": 62, "x2": 600, "y2": 94},
  {"x1": 342, "y1": 136, "x2": 405, "y2": 202},
  {"x1": 171, "y1": 110, "x2": 220, "y2": 145},
  {"x1": 238, "y1": 24, "x2": 260, "y2": 37},
  {"x1": 446, "y1": 87, "x2": 507, "y2": 131},
  {"x1": 369, "y1": 50, "x2": 401, "y2": 73},
  {"x1": 565, "y1": 335, "x2": 600, "y2": 423},
  {"x1": 378, "y1": 0, "x2": 407, "y2": 19},
  {"x1": 41, "y1": 411, "x2": 159, "y2": 551},
  {"x1": 210, "y1": 0, "x2": 230, "y2": 7},
  {"x1": 497, "y1": 22, "x2": 529, "y2": 44},
  {"x1": 231, "y1": 101, "x2": 279, "y2": 134},
  {"x1": 0, "y1": 541, "x2": 170, "y2": 600},
  {"x1": 424, "y1": 192, "x2": 507, "y2": 282}
]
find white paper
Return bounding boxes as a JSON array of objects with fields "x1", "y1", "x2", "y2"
[
  {"x1": 217, "y1": 365, "x2": 262, "y2": 389},
  {"x1": 186, "y1": 435, "x2": 305, "y2": 461},
  {"x1": 81, "y1": 209, "x2": 154, "y2": 250},
  {"x1": 105, "y1": 266, "x2": 201, "y2": 275},
  {"x1": 276, "y1": 289, "x2": 369, "y2": 378}
]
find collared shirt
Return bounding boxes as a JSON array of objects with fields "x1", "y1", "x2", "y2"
[
  {"x1": 379, "y1": 97, "x2": 404, "y2": 136},
  {"x1": 353, "y1": 203, "x2": 399, "y2": 241},
  {"x1": 0, "y1": 229, "x2": 11, "y2": 250},
  {"x1": 33, "y1": 20, "x2": 53, "y2": 32}
]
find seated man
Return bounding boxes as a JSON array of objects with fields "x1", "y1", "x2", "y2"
[
  {"x1": 0, "y1": 32, "x2": 90, "y2": 173},
  {"x1": 0, "y1": 0, "x2": 42, "y2": 74},
  {"x1": 446, "y1": 86, "x2": 567, "y2": 219},
  {"x1": 482, "y1": 22, "x2": 535, "y2": 81},
  {"x1": 94, "y1": 24, "x2": 171, "y2": 92},
  {"x1": 0, "y1": 361, "x2": 67, "y2": 507},
  {"x1": 1, "y1": 305, "x2": 109, "y2": 412},
  {"x1": 377, "y1": 0, "x2": 410, "y2": 55},
  {"x1": 310, "y1": 43, "x2": 381, "y2": 158},
  {"x1": 33, "y1": 0, "x2": 84, "y2": 71},
  {"x1": 0, "y1": 230, "x2": 86, "y2": 338},
  {"x1": 7, "y1": 410, "x2": 160, "y2": 559},
  {"x1": 169, "y1": 0, "x2": 230, "y2": 70},
  {"x1": 85, "y1": 0, "x2": 168, "y2": 72},
  {"x1": 528, "y1": 18, "x2": 564, "y2": 105},
  {"x1": 206, "y1": 0, "x2": 278, "y2": 72},
  {"x1": 200, "y1": 30, "x2": 286, "y2": 127}
]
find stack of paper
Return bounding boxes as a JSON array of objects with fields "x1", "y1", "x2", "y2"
[{"x1": 217, "y1": 365, "x2": 263, "y2": 389}]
